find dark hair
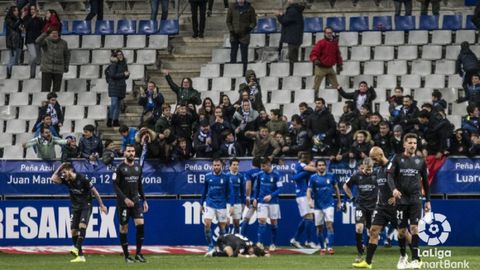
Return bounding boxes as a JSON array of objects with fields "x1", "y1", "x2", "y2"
[
  {"x1": 298, "y1": 102, "x2": 308, "y2": 108},
  {"x1": 345, "y1": 101, "x2": 355, "y2": 112},
  {"x1": 47, "y1": 92, "x2": 58, "y2": 100},
  {"x1": 202, "y1": 97, "x2": 215, "y2": 108},
  {"x1": 394, "y1": 86, "x2": 404, "y2": 92},
  {"x1": 418, "y1": 109, "x2": 430, "y2": 119},
  {"x1": 220, "y1": 94, "x2": 231, "y2": 105},
  {"x1": 359, "y1": 81, "x2": 368, "y2": 86},
  {"x1": 370, "y1": 112, "x2": 382, "y2": 119},
  {"x1": 298, "y1": 151, "x2": 311, "y2": 162},
  {"x1": 324, "y1": 26, "x2": 333, "y2": 32},
  {"x1": 212, "y1": 158, "x2": 224, "y2": 164},
  {"x1": 379, "y1": 121, "x2": 390, "y2": 128},
  {"x1": 104, "y1": 139, "x2": 114, "y2": 148},
  {"x1": 403, "y1": 95, "x2": 413, "y2": 101},
  {"x1": 83, "y1": 124, "x2": 95, "y2": 132},
  {"x1": 119, "y1": 125, "x2": 129, "y2": 133},
  {"x1": 270, "y1": 109, "x2": 281, "y2": 117},
  {"x1": 42, "y1": 113, "x2": 52, "y2": 120},
  {"x1": 181, "y1": 77, "x2": 193, "y2": 88},
  {"x1": 46, "y1": 10, "x2": 61, "y2": 32},
  {"x1": 292, "y1": 115, "x2": 303, "y2": 125},
  {"x1": 314, "y1": 97, "x2": 325, "y2": 104},
  {"x1": 125, "y1": 144, "x2": 136, "y2": 150},
  {"x1": 403, "y1": 133, "x2": 418, "y2": 142},
  {"x1": 252, "y1": 246, "x2": 266, "y2": 257},
  {"x1": 40, "y1": 126, "x2": 50, "y2": 134},
  {"x1": 316, "y1": 159, "x2": 327, "y2": 166},
  {"x1": 260, "y1": 157, "x2": 271, "y2": 165},
  {"x1": 472, "y1": 73, "x2": 480, "y2": 79},
  {"x1": 432, "y1": 90, "x2": 442, "y2": 99},
  {"x1": 147, "y1": 81, "x2": 156, "y2": 87},
  {"x1": 61, "y1": 162, "x2": 74, "y2": 172},
  {"x1": 421, "y1": 103, "x2": 433, "y2": 110},
  {"x1": 252, "y1": 156, "x2": 262, "y2": 167},
  {"x1": 259, "y1": 126, "x2": 269, "y2": 131},
  {"x1": 229, "y1": 158, "x2": 239, "y2": 166},
  {"x1": 467, "y1": 104, "x2": 477, "y2": 114},
  {"x1": 7, "y1": 6, "x2": 18, "y2": 18},
  {"x1": 361, "y1": 104, "x2": 370, "y2": 111}
]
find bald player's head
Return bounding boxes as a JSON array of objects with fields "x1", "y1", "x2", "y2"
[{"x1": 369, "y1": 146, "x2": 385, "y2": 164}]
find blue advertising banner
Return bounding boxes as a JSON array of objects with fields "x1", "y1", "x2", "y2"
[
  {"x1": 431, "y1": 158, "x2": 480, "y2": 194},
  {"x1": 0, "y1": 199, "x2": 478, "y2": 246}
]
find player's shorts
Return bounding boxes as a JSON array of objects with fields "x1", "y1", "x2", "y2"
[
  {"x1": 296, "y1": 196, "x2": 314, "y2": 217},
  {"x1": 355, "y1": 207, "x2": 374, "y2": 229},
  {"x1": 314, "y1": 207, "x2": 334, "y2": 226},
  {"x1": 257, "y1": 203, "x2": 281, "y2": 220},
  {"x1": 70, "y1": 206, "x2": 92, "y2": 230},
  {"x1": 117, "y1": 202, "x2": 144, "y2": 225},
  {"x1": 203, "y1": 206, "x2": 228, "y2": 223},
  {"x1": 242, "y1": 204, "x2": 256, "y2": 220},
  {"x1": 228, "y1": 204, "x2": 243, "y2": 220},
  {"x1": 372, "y1": 205, "x2": 398, "y2": 228},
  {"x1": 397, "y1": 202, "x2": 423, "y2": 228}
]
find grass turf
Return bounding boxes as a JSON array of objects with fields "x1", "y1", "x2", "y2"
[{"x1": 1, "y1": 247, "x2": 479, "y2": 270}]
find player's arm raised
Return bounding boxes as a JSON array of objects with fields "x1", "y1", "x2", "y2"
[
  {"x1": 51, "y1": 163, "x2": 67, "y2": 184},
  {"x1": 91, "y1": 186, "x2": 108, "y2": 214}
]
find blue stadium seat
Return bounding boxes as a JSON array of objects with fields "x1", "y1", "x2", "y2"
[
  {"x1": 465, "y1": 0, "x2": 476, "y2": 5},
  {"x1": 395, "y1": 16, "x2": 416, "y2": 31},
  {"x1": 466, "y1": 15, "x2": 476, "y2": 30},
  {"x1": 95, "y1": 20, "x2": 114, "y2": 35},
  {"x1": 419, "y1": 15, "x2": 439, "y2": 30},
  {"x1": 159, "y1": 19, "x2": 179, "y2": 35},
  {"x1": 255, "y1": 17, "x2": 277, "y2": 33},
  {"x1": 326, "y1": 16, "x2": 346, "y2": 32},
  {"x1": 442, "y1": 15, "x2": 462, "y2": 30},
  {"x1": 61, "y1": 20, "x2": 70, "y2": 35},
  {"x1": 117, "y1": 20, "x2": 137, "y2": 34},
  {"x1": 304, "y1": 17, "x2": 323, "y2": 33},
  {"x1": 372, "y1": 16, "x2": 392, "y2": 31},
  {"x1": 72, "y1": 20, "x2": 92, "y2": 35},
  {"x1": 138, "y1": 20, "x2": 158, "y2": 34},
  {"x1": 349, "y1": 16, "x2": 369, "y2": 32}
]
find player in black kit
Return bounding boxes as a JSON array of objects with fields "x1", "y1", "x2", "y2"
[
  {"x1": 388, "y1": 133, "x2": 431, "y2": 269},
  {"x1": 343, "y1": 158, "x2": 378, "y2": 263},
  {"x1": 51, "y1": 162, "x2": 108, "y2": 263},
  {"x1": 113, "y1": 144, "x2": 149, "y2": 263},
  {"x1": 210, "y1": 234, "x2": 269, "y2": 257}
]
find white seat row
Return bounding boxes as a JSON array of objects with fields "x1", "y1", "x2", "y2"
[{"x1": 61, "y1": 35, "x2": 168, "y2": 50}]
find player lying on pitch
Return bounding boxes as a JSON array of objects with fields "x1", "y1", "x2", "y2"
[{"x1": 208, "y1": 234, "x2": 270, "y2": 258}]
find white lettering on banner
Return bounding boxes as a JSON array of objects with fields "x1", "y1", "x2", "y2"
[
  {"x1": 184, "y1": 163, "x2": 203, "y2": 171},
  {"x1": 342, "y1": 202, "x2": 356, "y2": 225},
  {"x1": 187, "y1": 174, "x2": 205, "y2": 184},
  {"x1": 7, "y1": 176, "x2": 30, "y2": 184},
  {"x1": 19, "y1": 164, "x2": 53, "y2": 172},
  {"x1": 183, "y1": 202, "x2": 202, "y2": 225},
  {"x1": 0, "y1": 206, "x2": 117, "y2": 239},
  {"x1": 142, "y1": 176, "x2": 162, "y2": 184},
  {"x1": 456, "y1": 174, "x2": 480, "y2": 183},
  {"x1": 32, "y1": 175, "x2": 52, "y2": 184},
  {"x1": 454, "y1": 162, "x2": 480, "y2": 170},
  {"x1": 20, "y1": 207, "x2": 38, "y2": 239}
]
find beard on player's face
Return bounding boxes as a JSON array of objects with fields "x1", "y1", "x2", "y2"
[{"x1": 126, "y1": 154, "x2": 135, "y2": 162}]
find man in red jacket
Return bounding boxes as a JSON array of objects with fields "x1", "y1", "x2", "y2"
[{"x1": 309, "y1": 26, "x2": 343, "y2": 97}]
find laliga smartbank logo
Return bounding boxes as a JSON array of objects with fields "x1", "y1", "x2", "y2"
[{"x1": 418, "y1": 212, "x2": 470, "y2": 269}]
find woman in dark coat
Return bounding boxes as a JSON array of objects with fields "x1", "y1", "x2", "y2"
[
  {"x1": 23, "y1": 5, "x2": 44, "y2": 78},
  {"x1": 162, "y1": 69, "x2": 201, "y2": 107},
  {"x1": 275, "y1": 0, "x2": 305, "y2": 63},
  {"x1": 5, "y1": 5, "x2": 24, "y2": 78},
  {"x1": 107, "y1": 49, "x2": 129, "y2": 127}
]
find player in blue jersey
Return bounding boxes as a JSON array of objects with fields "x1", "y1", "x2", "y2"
[
  {"x1": 226, "y1": 158, "x2": 246, "y2": 234},
  {"x1": 254, "y1": 157, "x2": 283, "y2": 251},
  {"x1": 201, "y1": 158, "x2": 229, "y2": 255},
  {"x1": 290, "y1": 152, "x2": 317, "y2": 249},
  {"x1": 240, "y1": 157, "x2": 262, "y2": 235},
  {"x1": 307, "y1": 159, "x2": 342, "y2": 255}
]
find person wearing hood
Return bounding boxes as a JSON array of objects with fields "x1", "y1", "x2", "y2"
[
  {"x1": 226, "y1": 0, "x2": 257, "y2": 75},
  {"x1": 456, "y1": 41, "x2": 479, "y2": 91},
  {"x1": 106, "y1": 49, "x2": 129, "y2": 127},
  {"x1": 242, "y1": 69, "x2": 265, "y2": 111},
  {"x1": 275, "y1": 0, "x2": 304, "y2": 64},
  {"x1": 5, "y1": 5, "x2": 25, "y2": 78},
  {"x1": 162, "y1": 69, "x2": 201, "y2": 107},
  {"x1": 349, "y1": 130, "x2": 373, "y2": 161}
]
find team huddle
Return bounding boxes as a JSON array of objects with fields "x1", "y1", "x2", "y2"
[{"x1": 51, "y1": 133, "x2": 430, "y2": 268}]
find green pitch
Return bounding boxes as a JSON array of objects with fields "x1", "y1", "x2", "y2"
[{"x1": 1, "y1": 247, "x2": 479, "y2": 270}]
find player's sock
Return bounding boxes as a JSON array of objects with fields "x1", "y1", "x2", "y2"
[
  {"x1": 411, "y1": 234, "x2": 420, "y2": 260},
  {"x1": 219, "y1": 226, "x2": 226, "y2": 236},
  {"x1": 293, "y1": 219, "x2": 305, "y2": 241},
  {"x1": 271, "y1": 224, "x2": 278, "y2": 246},
  {"x1": 234, "y1": 225, "x2": 240, "y2": 234},
  {"x1": 317, "y1": 229, "x2": 325, "y2": 249},
  {"x1": 135, "y1": 224, "x2": 144, "y2": 255},
  {"x1": 76, "y1": 228, "x2": 86, "y2": 256},
  {"x1": 204, "y1": 228, "x2": 213, "y2": 248},
  {"x1": 365, "y1": 243, "x2": 377, "y2": 264},
  {"x1": 326, "y1": 231, "x2": 334, "y2": 249},
  {"x1": 72, "y1": 235, "x2": 78, "y2": 246},
  {"x1": 120, "y1": 233, "x2": 129, "y2": 258},
  {"x1": 304, "y1": 219, "x2": 314, "y2": 243},
  {"x1": 257, "y1": 223, "x2": 267, "y2": 246},
  {"x1": 240, "y1": 220, "x2": 249, "y2": 236},
  {"x1": 355, "y1": 233, "x2": 364, "y2": 255},
  {"x1": 399, "y1": 237, "x2": 407, "y2": 257}
]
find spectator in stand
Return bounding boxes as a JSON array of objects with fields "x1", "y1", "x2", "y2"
[
  {"x1": 34, "y1": 92, "x2": 64, "y2": 134},
  {"x1": 172, "y1": 137, "x2": 194, "y2": 160},
  {"x1": 106, "y1": 49, "x2": 129, "y2": 127},
  {"x1": 349, "y1": 130, "x2": 373, "y2": 161},
  {"x1": 469, "y1": 133, "x2": 480, "y2": 156},
  {"x1": 172, "y1": 103, "x2": 197, "y2": 142},
  {"x1": 78, "y1": 125, "x2": 103, "y2": 163},
  {"x1": 102, "y1": 139, "x2": 120, "y2": 166},
  {"x1": 374, "y1": 121, "x2": 393, "y2": 158},
  {"x1": 309, "y1": 26, "x2": 343, "y2": 98},
  {"x1": 163, "y1": 69, "x2": 202, "y2": 107},
  {"x1": 135, "y1": 127, "x2": 163, "y2": 159},
  {"x1": 456, "y1": 42, "x2": 479, "y2": 91},
  {"x1": 243, "y1": 70, "x2": 265, "y2": 111},
  {"x1": 5, "y1": 5, "x2": 25, "y2": 78},
  {"x1": 138, "y1": 81, "x2": 164, "y2": 128},
  {"x1": 417, "y1": 109, "x2": 453, "y2": 158},
  {"x1": 226, "y1": 0, "x2": 257, "y2": 75},
  {"x1": 193, "y1": 119, "x2": 215, "y2": 158},
  {"x1": 305, "y1": 97, "x2": 337, "y2": 155},
  {"x1": 234, "y1": 89, "x2": 250, "y2": 110},
  {"x1": 358, "y1": 104, "x2": 370, "y2": 131},
  {"x1": 23, "y1": 126, "x2": 69, "y2": 160},
  {"x1": 232, "y1": 100, "x2": 259, "y2": 155},
  {"x1": 462, "y1": 104, "x2": 479, "y2": 134},
  {"x1": 189, "y1": 0, "x2": 207, "y2": 38},
  {"x1": 23, "y1": 5, "x2": 44, "y2": 78},
  {"x1": 151, "y1": 0, "x2": 169, "y2": 21},
  {"x1": 33, "y1": 113, "x2": 60, "y2": 138},
  {"x1": 118, "y1": 125, "x2": 137, "y2": 154},
  {"x1": 218, "y1": 94, "x2": 235, "y2": 123},
  {"x1": 330, "y1": 121, "x2": 353, "y2": 162},
  {"x1": 392, "y1": 95, "x2": 419, "y2": 133},
  {"x1": 266, "y1": 109, "x2": 289, "y2": 136},
  {"x1": 210, "y1": 106, "x2": 233, "y2": 151},
  {"x1": 337, "y1": 81, "x2": 377, "y2": 112},
  {"x1": 393, "y1": 0, "x2": 412, "y2": 16},
  {"x1": 340, "y1": 101, "x2": 360, "y2": 132},
  {"x1": 275, "y1": 0, "x2": 305, "y2": 64},
  {"x1": 388, "y1": 86, "x2": 404, "y2": 120},
  {"x1": 256, "y1": 109, "x2": 269, "y2": 127},
  {"x1": 85, "y1": 0, "x2": 103, "y2": 20},
  {"x1": 391, "y1": 124, "x2": 404, "y2": 154},
  {"x1": 298, "y1": 102, "x2": 313, "y2": 124},
  {"x1": 432, "y1": 89, "x2": 447, "y2": 112},
  {"x1": 245, "y1": 126, "x2": 281, "y2": 160},
  {"x1": 155, "y1": 104, "x2": 173, "y2": 134},
  {"x1": 281, "y1": 115, "x2": 310, "y2": 156},
  {"x1": 274, "y1": 132, "x2": 288, "y2": 159},
  {"x1": 199, "y1": 97, "x2": 216, "y2": 123},
  {"x1": 458, "y1": 73, "x2": 480, "y2": 108},
  {"x1": 367, "y1": 112, "x2": 382, "y2": 139},
  {"x1": 158, "y1": 127, "x2": 175, "y2": 161},
  {"x1": 36, "y1": 28, "x2": 70, "y2": 92},
  {"x1": 207, "y1": 0, "x2": 228, "y2": 16},
  {"x1": 420, "y1": 0, "x2": 440, "y2": 16},
  {"x1": 473, "y1": 1, "x2": 480, "y2": 30},
  {"x1": 448, "y1": 129, "x2": 470, "y2": 156},
  {"x1": 62, "y1": 134, "x2": 80, "y2": 161},
  {"x1": 216, "y1": 129, "x2": 243, "y2": 158},
  {"x1": 42, "y1": 9, "x2": 60, "y2": 33},
  {"x1": 16, "y1": 0, "x2": 37, "y2": 10}
]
